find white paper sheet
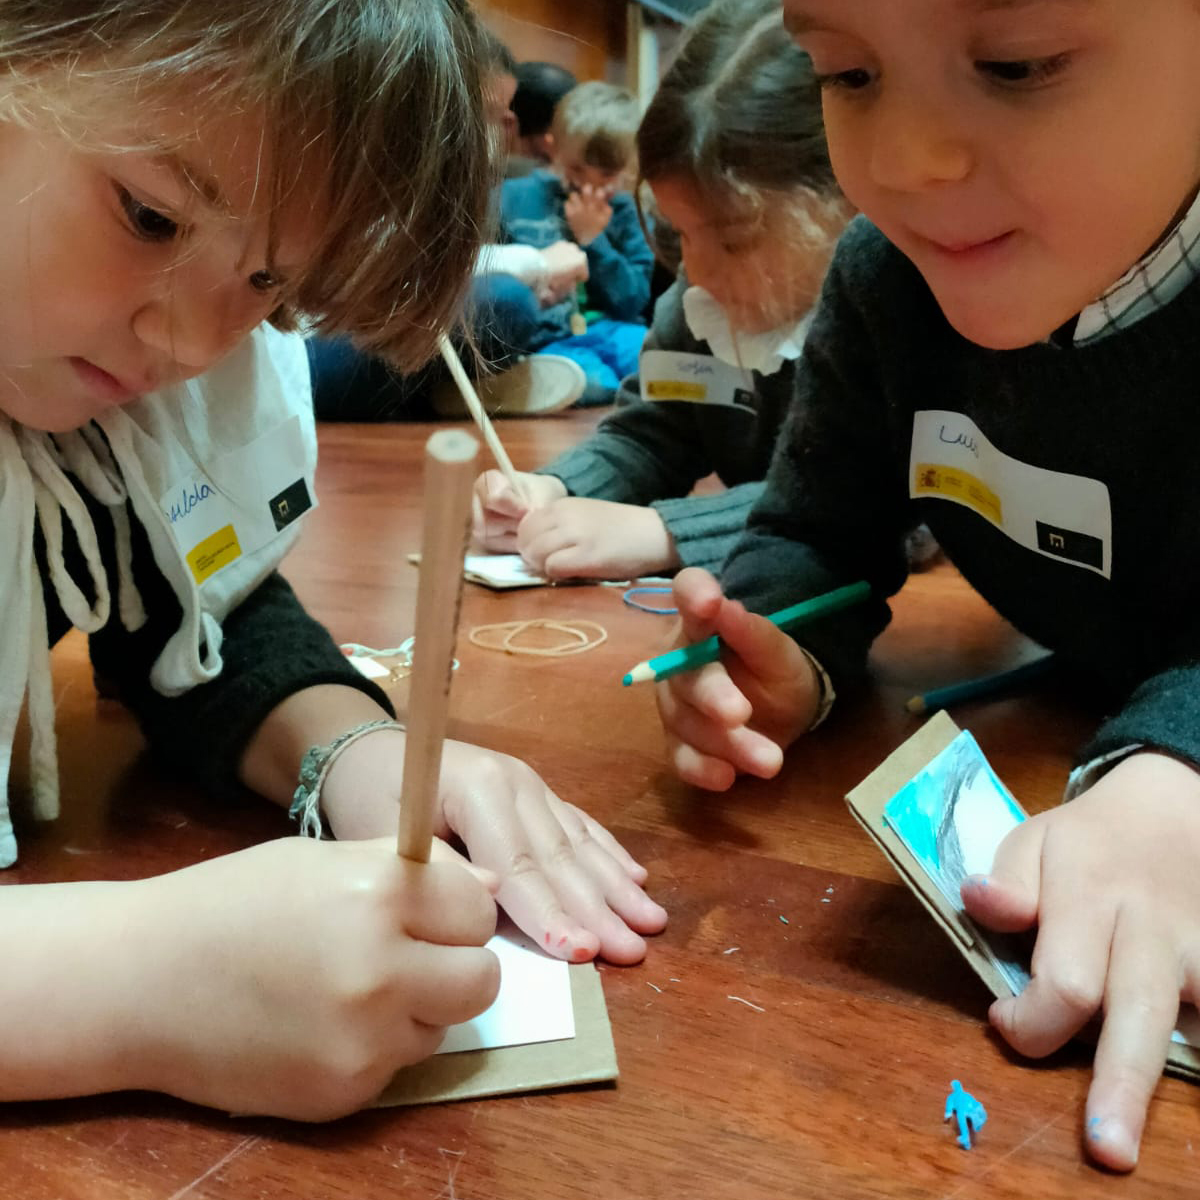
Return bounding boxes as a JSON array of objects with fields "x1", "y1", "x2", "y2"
[
  {"x1": 406, "y1": 550, "x2": 548, "y2": 589},
  {"x1": 463, "y1": 553, "x2": 548, "y2": 589},
  {"x1": 436, "y1": 927, "x2": 575, "y2": 1055}
]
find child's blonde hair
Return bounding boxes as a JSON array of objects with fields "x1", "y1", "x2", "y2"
[
  {"x1": 551, "y1": 81, "x2": 640, "y2": 175},
  {"x1": 0, "y1": 0, "x2": 493, "y2": 370}
]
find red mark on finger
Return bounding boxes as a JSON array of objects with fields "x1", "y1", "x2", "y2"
[
  {"x1": 572, "y1": 946, "x2": 591, "y2": 963},
  {"x1": 557, "y1": 935, "x2": 568, "y2": 947},
  {"x1": 544, "y1": 932, "x2": 551, "y2": 946}
]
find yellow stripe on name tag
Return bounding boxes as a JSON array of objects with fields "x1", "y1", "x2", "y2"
[
  {"x1": 646, "y1": 379, "x2": 707, "y2": 401},
  {"x1": 186, "y1": 523, "x2": 242, "y2": 584},
  {"x1": 913, "y1": 463, "x2": 1003, "y2": 526}
]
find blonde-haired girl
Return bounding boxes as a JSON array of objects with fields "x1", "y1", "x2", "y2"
[{"x1": 0, "y1": 0, "x2": 663, "y2": 1119}]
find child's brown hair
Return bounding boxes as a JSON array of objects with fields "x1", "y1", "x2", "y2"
[
  {"x1": 0, "y1": 0, "x2": 494, "y2": 370},
  {"x1": 637, "y1": 0, "x2": 843, "y2": 260},
  {"x1": 551, "y1": 81, "x2": 640, "y2": 175}
]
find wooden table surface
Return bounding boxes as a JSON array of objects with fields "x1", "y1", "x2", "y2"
[{"x1": 3, "y1": 413, "x2": 1197, "y2": 1199}]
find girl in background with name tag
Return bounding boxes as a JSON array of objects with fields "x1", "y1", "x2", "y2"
[
  {"x1": 658, "y1": 0, "x2": 1200, "y2": 1171},
  {"x1": 472, "y1": 0, "x2": 853, "y2": 581},
  {"x1": 0, "y1": 0, "x2": 664, "y2": 1122}
]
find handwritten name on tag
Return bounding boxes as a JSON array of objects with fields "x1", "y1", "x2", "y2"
[{"x1": 639, "y1": 350, "x2": 755, "y2": 410}]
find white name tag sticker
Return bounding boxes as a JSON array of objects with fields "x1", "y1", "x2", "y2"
[
  {"x1": 910, "y1": 410, "x2": 1112, "y2": 578},
  {"x1": 639, "y1": 350, "x2": 755, "y2": 409},
  {"x1": 161, "y1": 415, "x2": 316, "y2": 586}
]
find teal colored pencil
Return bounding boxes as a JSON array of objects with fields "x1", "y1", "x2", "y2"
[
  {"x1": 621, "y1": 581, "x2": 871, "y2": 686},
  {"x1": 904, "y1": 654, "x2": 1055, "y2": 714}
]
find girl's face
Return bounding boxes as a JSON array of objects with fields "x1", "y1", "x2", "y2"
[
  {"x1": 783, "y1": 0, "x2": 1200, "y2": 349},
  {"x1": 650, "y1": 174, "x2": 847, "y2": 335},
  {"x1": 0, "y1": 103, "x2": 324, "y2": 432}
]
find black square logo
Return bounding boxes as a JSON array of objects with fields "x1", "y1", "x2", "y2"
[
  {"x1": 268, "y1": 478, "x2": 313, "y2": 531},
  {"x1": 1035, "y1": 520, "x2": 1103, "y2": 570},
  {"x1": 732, "y1": 387, "x2": 758, "y2": 411}
]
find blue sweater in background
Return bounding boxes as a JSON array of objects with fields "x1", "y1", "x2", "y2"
[{"x1": 499, "y1": 169, "x2": 654, "y2": 349}]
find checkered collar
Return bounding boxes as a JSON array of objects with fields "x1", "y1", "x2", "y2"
[{"x1": 1073, "y1": 186, "x2": 1200, "y2": 346}]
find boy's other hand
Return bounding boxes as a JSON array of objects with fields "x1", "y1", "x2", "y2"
[
  {"x1": 472, "y1": 469, "x2": 566, "y2": 551},
  {"x1": 655, "y1": 568, "x2": 820, "y2": 791},
  {"x1": 962, "y1": 750, "x2": 1200, "y2": 1173},
  {"x1": 539, "y1": 240, "x2": 589, "y2": 305},
  {"x1": 517, "y1": 497, "x2": 680, "y2": 580},
  {"x1": 565, "y1": 184, "x2": 613, "y2": 246}
]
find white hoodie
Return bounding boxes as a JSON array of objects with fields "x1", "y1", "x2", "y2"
[{"x1": 0, "y1": 324, "x2": 315, "y2": 866}]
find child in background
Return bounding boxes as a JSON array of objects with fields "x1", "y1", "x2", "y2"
[
  {"x1": 0, "y1": 0, "x2": 664, "y2": 1121},
  {"x1": 507, "y1": 60, "x2": 579, "y2": 178},
  {"x1": 474, "y1": 0, "x2": 852, "y2": 581},
  {"x1": 659, "y1": 0, "x2": 1200, "y2": 1171},
  {"x1": 307, "y1": 27, "x2": 589, "y2": 421},
  {"x1": 495, "y1": 81, "x2": 655, "y2": 399}
]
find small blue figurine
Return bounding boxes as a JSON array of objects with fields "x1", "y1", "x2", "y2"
[{"x1": 945, "y1": 1080, "x2": 987, "y2": 1149}]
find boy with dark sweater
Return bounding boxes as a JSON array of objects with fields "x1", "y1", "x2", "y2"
[
  {"x1": 498, "y1": 82, "x2": 654, "y2": 393},
  {"x1": 658, "y1": 0, "x2": 1200, "y2": 1173}
]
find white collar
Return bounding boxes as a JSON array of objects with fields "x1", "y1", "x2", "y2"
[{"x1": 681, "y1": 286, "x2": 812, "y2": 375}]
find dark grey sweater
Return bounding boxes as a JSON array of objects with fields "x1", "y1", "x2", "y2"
[
  {"x1": 723, "y1": 217, "x2": 1200, "y2": 768},
  {"x1": 539, "y1": 277, "x2": 800, "y2": 573}
]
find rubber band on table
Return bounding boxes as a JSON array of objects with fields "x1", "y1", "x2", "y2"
[
  {"x1": 622, "y1": 586, "x2": 677, "y2": 615},
  {"x1": 340, "y1": 637, "x2": 460, "y2": 683},
  {"x1": 468, "y1": 619, "x2": 608, "y2": 657}
]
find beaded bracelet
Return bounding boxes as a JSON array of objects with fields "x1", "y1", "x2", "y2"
[{"x1": 290, "y1": 718, "x2": 405, "y2": 838}]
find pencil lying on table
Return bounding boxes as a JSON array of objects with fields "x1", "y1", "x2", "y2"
[
  {"x1": 621, "y1": 580, "x2": 871, "y2": 686},
  {"x1": 397, "y1": 428, "x2": 480, "y2": 862},
  {"x1": 904, "y1": 653, "x2": 1055, "y2": 715}
]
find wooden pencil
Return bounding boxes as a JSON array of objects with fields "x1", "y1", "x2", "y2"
[
  {"x1": 397, "y1": 428, "x2": 480, "y2": 862},
  {"x1": 438, "y1": 335, "x2": 527, "y2": 504}
]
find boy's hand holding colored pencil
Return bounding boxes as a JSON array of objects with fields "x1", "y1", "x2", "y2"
[{"x1": 655, "y1": 568, "x2": 825, "y2": 792}]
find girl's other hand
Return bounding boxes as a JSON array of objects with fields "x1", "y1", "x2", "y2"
[
  {"x1": 655, "y1": 568, "x2": 819, "y2": 791},
  {"x1": 517, "y1": 497, "x2": 680, "y2": 580},
  {"x1": 321, "y1": 729, "x2": 668, "y2": 966},
  {"x1": 962, "y1": 751, "x2": 1200, "y2": 1173},
  {"x1": 471, "y1": 469, "x2": 566, "y2": 551}
]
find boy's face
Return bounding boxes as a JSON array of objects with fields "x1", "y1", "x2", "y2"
[
  {"x1": 0, "y1": 103, "x2": 323, "y2": 432},
  {"x1": 783, "y1": 0, "x2": 1200, "y2": 348},
  {"x1": 550, "y1": 136, "x2": 625, "y2": 197}
]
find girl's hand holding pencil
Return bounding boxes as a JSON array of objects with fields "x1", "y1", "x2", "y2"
[
  {"x1": 472, "y1": 468, "x2": 566, "y2": 552},
  {"x1": 474, "y1": 469, "x2": 681, "y2": 579},
  {"x1": 119, "y1": 836, "x2": 501, "y2": 1120},
  {"x1": 655, "y1": 568, "x2": 824, "y2": 791}
]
